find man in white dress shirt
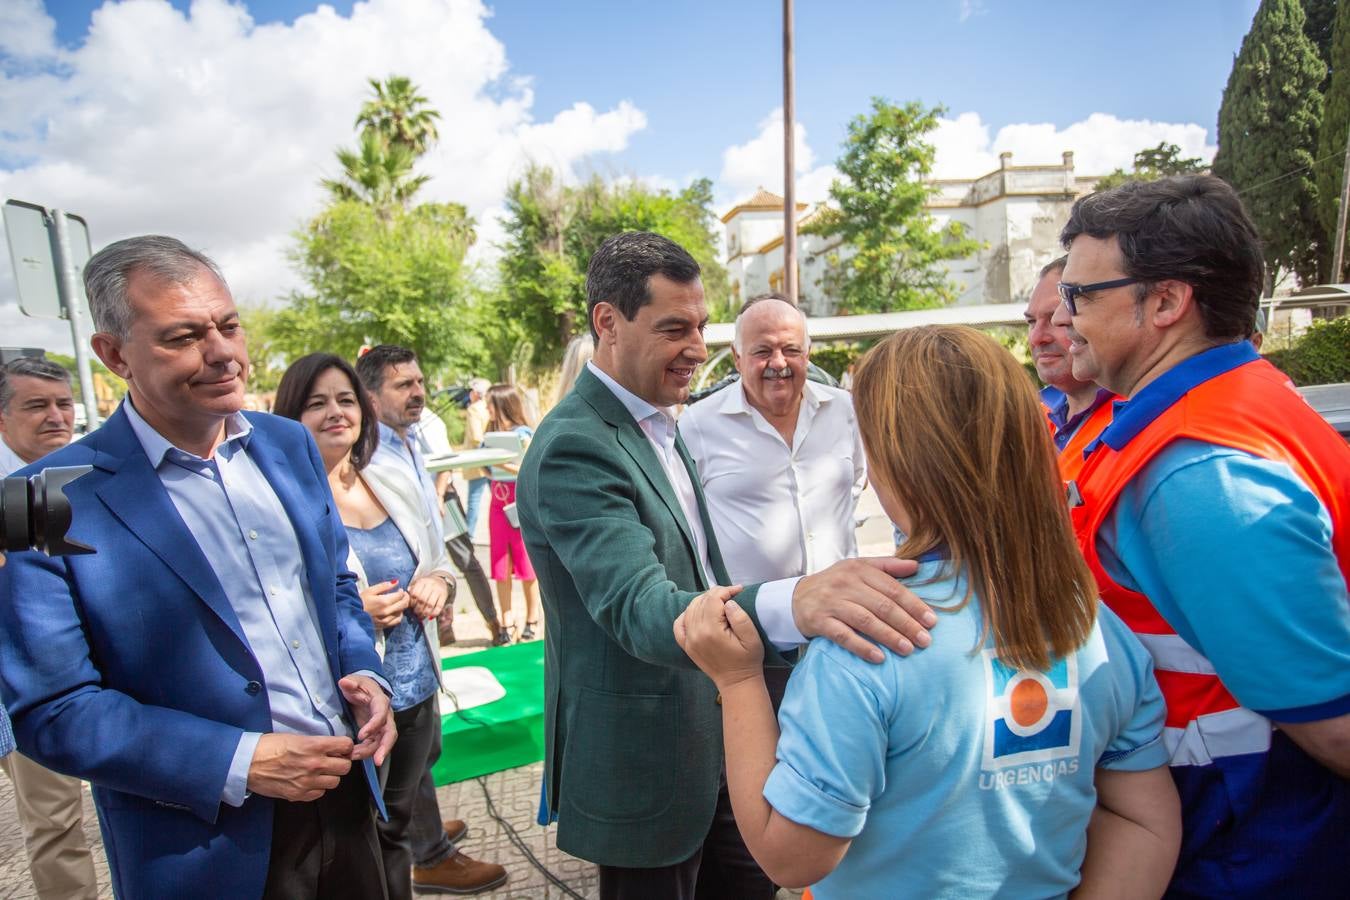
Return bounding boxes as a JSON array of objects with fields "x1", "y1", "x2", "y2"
[
  {"x1": 0, "y1": 357, "x2": 100, "y2": 900},
  {"x1": 680, "y1": 295, "x2": 866, "y2": 586}
]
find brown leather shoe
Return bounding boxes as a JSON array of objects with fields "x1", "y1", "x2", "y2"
[
  {"x1": 412, "y1": 851, "x2": 507, "y2": 895},
  {"x1": 442, "y1": 818, "x2": 467, "y2": 843}
]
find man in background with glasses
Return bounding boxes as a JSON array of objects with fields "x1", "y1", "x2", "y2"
[{"x1": 1052, "y1": 175, "x2": 1349, "y2": 898}]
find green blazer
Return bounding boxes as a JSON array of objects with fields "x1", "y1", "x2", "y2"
[{"x1": 517, "y1": 367, "x2": 787, "y2": 868}]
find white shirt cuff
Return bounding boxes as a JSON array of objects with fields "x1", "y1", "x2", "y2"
[
  {"x1": 757, "y1": 576, "x2": 807, "y2": 648},
  {"x1": 223, "y1": 732, "x2": 263, "y2": 807}
]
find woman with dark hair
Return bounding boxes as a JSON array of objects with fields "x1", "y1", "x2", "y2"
[
  {"x1": 676, "y1": 326, "x2": 1181, "y2": 898},
  {"x1": 483, "y1": 383, "x2": 540, "y2": 642},
  {"x1": 275, "y1": 354, "x2": 491, "y2": 899}
]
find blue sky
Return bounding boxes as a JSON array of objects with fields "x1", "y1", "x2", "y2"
[
  {"x1": 39, "y1": 0, "x2": 1260, "y2": 182},
  {"x1": 4, "y1": 0, "x2": 1261, "y2": 350}
]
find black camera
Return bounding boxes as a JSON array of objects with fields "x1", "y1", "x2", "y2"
[{"x1": 1, "y1": 466, "x2": 95, "y2": 556}]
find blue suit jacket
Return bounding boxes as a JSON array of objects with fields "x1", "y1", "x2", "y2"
[{"x1": 0, "y1": 407, "x2": 385, "y2": 899}]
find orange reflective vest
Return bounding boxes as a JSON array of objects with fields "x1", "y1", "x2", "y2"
[
  {"x1": 1055, "y1": 397, "x2": 1115, "y2": 484},
  {"x1": 1068, "y1": 352, "x2": 1350, "y2": 892}
]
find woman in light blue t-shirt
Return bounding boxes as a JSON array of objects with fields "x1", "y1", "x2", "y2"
[{"x1": 677, "y1": 326, "x2": 1182, "y2": 899}]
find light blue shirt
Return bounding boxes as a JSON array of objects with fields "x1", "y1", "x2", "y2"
[
  {"x1": 374, "y1": 421, "x2": 442, "y2": 529},
  {"x1": 764, "y1": 559, "x2": 1168, "y2": 899},
  {"x1": 586, "y1": 362, "x2": 805, "y2": 646},
  {"x1": 123, "y1": 399, "x2": 381, "y2": 807}
]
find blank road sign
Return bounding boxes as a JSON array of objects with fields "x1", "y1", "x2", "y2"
[{"x1": 3, "y1": 199, "x2": 93, "y2": 321}]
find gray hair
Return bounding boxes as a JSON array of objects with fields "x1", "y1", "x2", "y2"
[
  {"x1": 83, "y1": 235, "x2": 225, "y2": 340},
  {"x1": 0, "y1": 356, "x2": 73, "y2": 412},
  {"x1": 732, "y1": 294, "x2": 809, "y2": 354},
  {"x1": 469, "y1": 377, "x2": 491, "y2": 395},
  {"x1": 1039, "y1": 255, "x2": 1068, "y2": 279}
]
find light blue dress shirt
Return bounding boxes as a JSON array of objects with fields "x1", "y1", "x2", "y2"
[
  {"x1": 374, "y1": 421, "x2": 442, "y2": 527},
  {"x1": 123, "y1": 399, "x2": 383, "y2": 807}
]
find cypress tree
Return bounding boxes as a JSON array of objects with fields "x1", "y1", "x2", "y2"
[
  {"x1": 1213, "y1": 0, "x2": 1327, "y2": 290},
  {"x1": 1314, "y1": 0, "x2": 1350, "y2": 280}
]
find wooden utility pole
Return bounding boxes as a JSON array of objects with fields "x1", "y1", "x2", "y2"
[
  {"x1": 1334, "y1": 123, "x2": 1350, "y2": 283},
  {"x1": 783, "y1": 0, "x2": 798, "y2": 303}
]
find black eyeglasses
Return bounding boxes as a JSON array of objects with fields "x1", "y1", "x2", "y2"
[{"x1": 1056, "y1": 277, "x2": 1141, "y2": 315}]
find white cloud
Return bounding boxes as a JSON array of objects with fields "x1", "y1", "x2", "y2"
[
  {"x1": 958, "y1": 1, "x2": 988, "y2": 24},
  {"x1": 929, "y1": 111, "x2": 1215, "y2": 180},
  {"x1": 715, "y1": 107, "x2": 1216, "y2": 218},
  {"x1": 0, "y1": 0, "x2": 58, "y2": 63},
  {"x1": 0, "y1": 0, "x2": 646, "y2": 352},
  {"x1": 718, "y1": 108, "x2": 838, "y2": 211}
]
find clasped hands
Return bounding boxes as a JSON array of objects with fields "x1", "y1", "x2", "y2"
[
  {"x1": 360, "y1": 573, "x2": 450, "y2": 630},
  {"x1": 675, "y1": 556, "x2": 938, "y2": 686},
  {"x1": 245, "y1": 673, "x2": 397, "y2": 803}
]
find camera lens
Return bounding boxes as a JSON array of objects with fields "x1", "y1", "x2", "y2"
[{"x1": 0, "y1": 465, "x2": 95, "y2": 556}]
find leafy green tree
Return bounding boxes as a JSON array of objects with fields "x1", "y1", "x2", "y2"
[
  {"x1": 1095, "y1": 142, "x2": 1208, "y2": 191},
  {"x1": 356, "y1": 75, "x2": 442, "y2": 156},
  {"x1": 806, "y1": 98, "x2": 980, "y2": 314},
  {"x1": 494, "y1": 167, "x2": 729, "y2": 368},
  {"x1": 1314, "y1": 0, "x2": 1350, "y2": 279},
  {"x1": 274, "y1": 200, "x2": 485, "y2": 378},
  {"x1": 1213, "y1": 0, "x2": 1327, "y2": 290},
  {"x1": 1303, "y1": 0, "x2": 1337, "y2": 90}
]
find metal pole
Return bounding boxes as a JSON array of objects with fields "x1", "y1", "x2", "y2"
[
  {"x1": 782, "y1": 0, "x2": 798, "y2": 304},
  {"x1": 1334, "y1": 123, "x2": 1350, "y2": 283},
  {"x1": 50, "y1": 209, "x2": 100, "y2": 430}
]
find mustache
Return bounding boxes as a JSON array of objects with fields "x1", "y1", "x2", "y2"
[{"x1": 762, "y1": 366, "x2": 793, "y2": 380}]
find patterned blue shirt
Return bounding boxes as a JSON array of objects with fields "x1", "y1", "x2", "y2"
[
  {"x1": 347, "y1": 518, "x2": 439, "y2": 711},
  {"x1": 0, "y1": 699, "x2": 14, "y2": 758}
]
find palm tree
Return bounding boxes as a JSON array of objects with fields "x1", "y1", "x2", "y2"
[
  {"x1": 321, "y1": 131, "x2": 430, "y2": 216},
  {"x1": 355, "y1": 75, "x2": 441, "y2": 157}
]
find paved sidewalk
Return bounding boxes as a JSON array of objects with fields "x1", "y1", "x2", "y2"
[{"x1": 1, "y1": 490, "x2": 893, "y2": 897}]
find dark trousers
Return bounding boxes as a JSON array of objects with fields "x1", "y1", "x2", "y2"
[
  {"x1": 409, "y1": 720, "x2": 456, "y2": 868},
  {"x1": 598, "y1": 778, "x2": 776, "y2": 900},
  {"x1": 261, "y1": 767, "x2": 387, "y2": 900},
  {"x1": 377, "y1": 693, "x2": 455, "y2": 900},
  {"x1": 443, "y1": 487, "x2": 500, "y2": 633}
]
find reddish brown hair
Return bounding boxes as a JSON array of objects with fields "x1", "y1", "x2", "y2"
[{"x1": 852, "y1": 325, "x2": 1096, "y2": 670}]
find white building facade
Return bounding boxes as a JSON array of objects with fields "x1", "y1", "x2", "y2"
[{"x1": 722, "y1": 152, "x2": 1100, "y2": 315}]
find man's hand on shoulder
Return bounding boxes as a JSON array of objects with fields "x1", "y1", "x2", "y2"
[
  {"x1": 246, "y1": 733, "x2": 354, "y2": 802},
  {"x1": 792, "y1": 557, "x2": 934, "y2": 663}
]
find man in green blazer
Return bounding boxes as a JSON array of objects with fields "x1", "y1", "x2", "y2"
[{"x1": 517, "y1": 232, "x2": 934, "y2": 899}]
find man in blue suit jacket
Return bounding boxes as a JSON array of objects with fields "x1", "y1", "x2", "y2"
[{"x1": 0, "y1": 236, "x2": 396, "y2": 900}]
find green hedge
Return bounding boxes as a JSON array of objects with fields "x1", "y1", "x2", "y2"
[{"x1": 1263, "y1": 315, "x2": 1350, "y2": 386}]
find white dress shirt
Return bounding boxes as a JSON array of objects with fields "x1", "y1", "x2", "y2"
[
  {"x1": 0, "y1": 436, "x2": 29, "y2": 477},
  {"x1": 586, "y1": 362, "x2": 806, "y2": 646},
  {"x1": 680, "y1": 379, "x2": 866, "y2": 584}
]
